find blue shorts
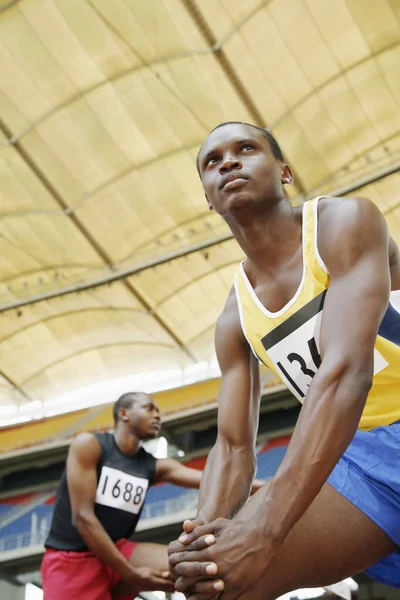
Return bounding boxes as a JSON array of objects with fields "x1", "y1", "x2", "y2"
[{"x1": 328, "y1": 421, "x2": 400, "y2": 588}]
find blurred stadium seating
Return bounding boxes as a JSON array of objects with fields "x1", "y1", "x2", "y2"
[{"x1": 0, "y1": 438, "x2": 288, "y2": 555}]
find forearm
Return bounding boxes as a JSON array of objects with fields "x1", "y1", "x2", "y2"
[
  {"x1": 196, "y1": 437, "x2": 256, "y2": 522},
  {"x1": 74, "y1": 514, "x2": 134, "y2": 579},
  {"x1": 239, "y1": 366, "x2": 370, "y2": 540}
]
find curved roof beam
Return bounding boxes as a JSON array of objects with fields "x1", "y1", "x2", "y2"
[
  {"x1": 0, "y1": 233, "x2": 234, "y2": 313},
  {"x1": 0, "y1": 369, "x2": 33, "y2": 403},
  {"x1": 2, "y1": 15, "x2": 399, "y2": 224},
  {"x1": 180, "y1": 0, "x2": 307, "y2": 193},
  {"x1": 5, "y1": 39, "x2": 399, "y2": 221},
  {"x1": 0, "y1": 306, "x2": 147, "y2": 345},
  {"x1": 18, "y1": 340, "x2": 186, "y2": 388},
  {"x1": 0, "y1": 263, "x2": 101, "y2": 286},
  {"x1": 3, "y1": 154, "x2": 399, "y2": 314},
  {"x1": 1, "y1": 142, "x2": 201, "y2": 220},
  {"x1": 304, "y1": 133, "x2": 400, "y2": 197},
  {"x1": 153, "y1": 259, "x2": 240, "y2": 309},
  {"x1": 0, "y1": 0, "x2": 268, "y2": 147},
  {"x1": 0, "y1": 116, "x2": 197, "y2": 362},
  {"x1": 116, "y1": 213, "x2": 218, "y2": 268},
  {"x1": 268, "y1": 39, "x2": 400, "y2": 132},
  {"x1": 185, "y1": 322, "x2": 216, "y2": 345}
]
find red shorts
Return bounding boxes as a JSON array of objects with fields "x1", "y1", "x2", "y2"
[{"x1": 41, "y1": 538, "x2": 138, "y2": 600}]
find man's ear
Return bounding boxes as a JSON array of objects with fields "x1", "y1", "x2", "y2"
[
  {"x1": 119, "y1": 408, "x2": 129, "y2": 422},
  {"x1": 281, "y1": 164, "x2": 294, "y2": 185},
  {"x1": 206, "y1": 195, "x2": 213, "y2": 211}
]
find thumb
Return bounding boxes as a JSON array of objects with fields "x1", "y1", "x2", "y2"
[
  {"x1": 183, "y1": 519, "x2": 203, "y2": 533},
  {"x1": 183, "y1": 519, "x2": 196, "y2": 533}
]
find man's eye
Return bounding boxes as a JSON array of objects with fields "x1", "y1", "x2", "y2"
[
  {"x1": 208, "y1": 156, "x2": 218, "y2": 165},
  {"x1": 242, "y1": 144, "x2": 254, "y2": 151}
]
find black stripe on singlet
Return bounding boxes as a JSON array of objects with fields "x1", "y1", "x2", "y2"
[{"x1": 261, "y1": 290, "x2": 327, "y2": 351}]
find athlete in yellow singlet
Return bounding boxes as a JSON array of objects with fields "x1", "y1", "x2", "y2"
[{"x1": 168, "y1": 122, "x2": 400, "y2": 600}]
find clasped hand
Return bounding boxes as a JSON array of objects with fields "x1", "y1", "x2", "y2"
[{"x1": 168, "y1": 517, "x2": 266, "y2": 600}]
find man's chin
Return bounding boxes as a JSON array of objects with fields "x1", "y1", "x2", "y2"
[
  {"x1": 143, "y1": 431, "x2": 158, "y2": 441},
  {"x1": 222, "y1": 193, "x2": 264, "y2": 216}
]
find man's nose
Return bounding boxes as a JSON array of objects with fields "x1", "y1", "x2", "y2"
[{"x1": 219, "y1": 157, "x2": 241, "y2": 174}]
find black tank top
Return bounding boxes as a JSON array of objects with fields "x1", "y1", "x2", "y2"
[{"x1": 45, "y1": 432, "x2": 157, "y2": 551}]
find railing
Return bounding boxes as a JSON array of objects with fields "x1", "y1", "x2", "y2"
[
  {"x1": 141, "y1": 489, "x2": 198, "y2": 521},
  {"x1": 0, "y1": 490, "x2": 199, "y2": 555},
  {"x1": 0, "y1": 491, "x2": 54, "y2": 530},
  {"x1": 0, "y1": 528, "x2": 47, "y2": 553}
]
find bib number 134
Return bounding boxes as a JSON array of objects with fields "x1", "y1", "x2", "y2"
[
  {"x1": 96, "y1": 465, "x2": 149, "y2": 515},
  {"x1": 276, "y1": 336, "x2": 321, "y2": 399}
]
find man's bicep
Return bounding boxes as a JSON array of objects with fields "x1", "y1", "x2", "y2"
[
  {"x1": 320, "y1": 266, "x2": 389, "y2": 366},
  {"x1": 67, "y1": 434, "x2": 100, "y2": 514},
  {"x1": 319, "y1": 200, "x2": 390, "y2": 367}
]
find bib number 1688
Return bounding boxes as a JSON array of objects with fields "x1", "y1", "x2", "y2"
[
  {"x1": 96, "y1": 465, "x2": 149, "y2": 515},
  {"x1": 101, "y1": 476, "x2": 144, "y2": 505}
]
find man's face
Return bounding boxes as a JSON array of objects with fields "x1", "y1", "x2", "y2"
[
  {"x1": 124, "y1": 394, "x2": 161, "y2": 440},
  {"x1": 198, "y1": 124, "x2": 289, "y2": 216}
]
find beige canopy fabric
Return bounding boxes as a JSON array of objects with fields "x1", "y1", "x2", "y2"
[{"x1": 1, "y1": 0, "x2": 400, "y2": 413}]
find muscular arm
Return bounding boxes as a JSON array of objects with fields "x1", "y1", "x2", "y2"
[
  {"x1": 240, "y1": 197, "x2": 391, "y2": 542},
  {"x1": 154, "y1": 458, "x2": 202, "y2": 488},
  {"x1": 195, "y1": 292, "x2": 261, "y2": 523},
  {"x1": 67, "y1": 433, "x2": 136, "y2": 579},
  {"x1": 167, "y1": 198, "x2": 395, "y2": 598},
  {"x1": 68, "y1": 435, "x2": 174, "y2": 591},
  {"x1": 154, "y1": 457, "x2": 265, "y2": 493},
  {"x1": 67, "y1": 433, "x2": 156, "y2": 585}
]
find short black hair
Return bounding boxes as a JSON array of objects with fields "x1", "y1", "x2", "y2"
[
  {"x1": 113, "y1": 392, "x2": 143, "y2": 425},
  {"x1": 196, "y1": 121, "x2": 284, "y2": 176}
]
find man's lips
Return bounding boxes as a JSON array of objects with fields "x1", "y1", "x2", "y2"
[{"x1": 220, "y1": 174, "x2": 249, "y2": 190}]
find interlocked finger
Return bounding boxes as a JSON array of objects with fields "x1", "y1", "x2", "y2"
[
  {"x1": 192, "y1": 578, "x2": 225, "y2": 594},
  {"x1": 168, "y1": 540, "x2": 187, "y2": 555},
  {"x1": 178, "y1": 521, "x2": 222, "y2": 545},
  {"x1": 173, "y1": 561, "x2": 218, "y2": 586},
  {"x1": 169, "y1": 549, "x2": 211, "y2": 568},
  {"x1": 174, "y1": 575, "x2": 223, "y2": 594},
  {"x1": 183, "y1": 534, "x2": 216, "y2": 552}
]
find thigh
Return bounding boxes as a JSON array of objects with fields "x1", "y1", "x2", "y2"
[
  {"x1": 127, "y1": 542, "x2": 169, "y2": 571},
  {"x1": 239, "y1": 483, "x2": 397, "y2": 600},
  {"x1": 111, "y1": 543, "x2": 169, "y2": 599}
]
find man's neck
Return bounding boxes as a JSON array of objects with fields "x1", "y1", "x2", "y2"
[
  {"x1": 114, "y1": 428, "x2": 141, "y2": 456},
  {"x1": 225, "y1": 198, "x2": 302, "y2": 270}
]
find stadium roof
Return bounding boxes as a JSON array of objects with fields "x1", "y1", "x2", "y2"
[{"x1": 1, "y1": 0, "x2": 400, "y2": 421}]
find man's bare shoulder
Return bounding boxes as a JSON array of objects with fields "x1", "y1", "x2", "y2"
[
  {"x1": 69, "y1": 432, "x2": 101, "y2": 462},
  {"x1": 318, "y1": 195, "x2": 381, "y2": 229},
  {"x1": 216, "y1": 285, "x2": 250, "y2": 357},
  {"x1": 71, "y1": 431, "x2": 99, "y2": 448},
  {"x1": 217, "y1": 285, "x2": 242, "y2": 329},
  {"x1": 316, "y1": 196, "x2": 390, "y2": 271}
]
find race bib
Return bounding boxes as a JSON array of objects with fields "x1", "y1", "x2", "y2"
[
  {"x1": 261, "y1": 291, "x2": 388, "y2": 401},
  {"x1": 95, "y1": 466, "x2": 149, "y2": 514}
]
